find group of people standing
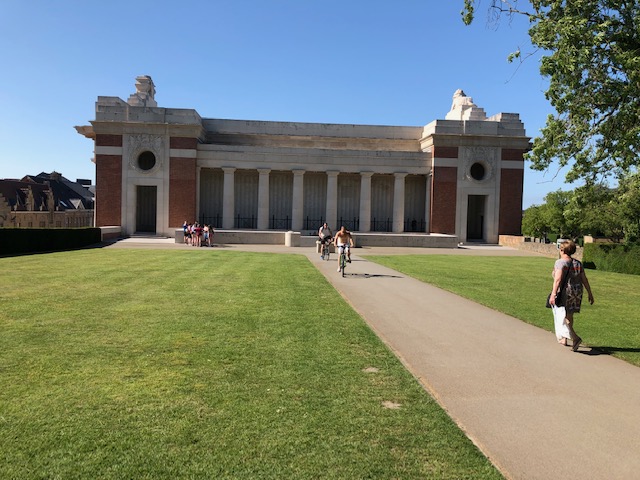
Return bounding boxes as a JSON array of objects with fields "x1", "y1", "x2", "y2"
[
  {"x1": 183, "y1": 221, "x2": 214, "y2": 247},
  {"x1": 318, "y1": 223, "x2": 355, "y2": 272}
]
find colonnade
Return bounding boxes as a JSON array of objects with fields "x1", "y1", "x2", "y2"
[{"x1": 207, "y1": 168, "x2": 424, "y2": 233}]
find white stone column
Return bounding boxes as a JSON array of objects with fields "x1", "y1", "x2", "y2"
[
  {"x1": 393, "y1": 172, "x2": 407, "y2": 233},
  {"x1": 359, "y1": 172, "x2": 373, "y2": 232},
  {"x1": 222, "y1": 167, "x2": 236, "y2": 229},
  {"x1": 326, "y1": 171, "x2": 339, "y2": 230},
  {"x1": 425, "y1": 172, "x2": 432, "y2": 233},
  {"x1": 291, "y1": 170, "x2": 305, "y2": 231},
  {"x1": 257, "y1": 168, "x2": 270, "y2": 230}
]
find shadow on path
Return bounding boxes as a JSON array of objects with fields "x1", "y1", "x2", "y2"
[
  {"x1": 345, "y1": 272, "x2": 404, "y2": 279},
  {"x1": 583, "y1": 346, "x2": 640, "y2": 356}
]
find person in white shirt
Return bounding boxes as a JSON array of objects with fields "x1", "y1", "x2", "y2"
[{"x1": 318, "y1": 222, "x2": 333, "y2": 259}]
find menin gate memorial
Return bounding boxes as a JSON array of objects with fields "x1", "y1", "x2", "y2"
[{"x1": 76, "y1": 76, "x2": 529, "y2": 245}]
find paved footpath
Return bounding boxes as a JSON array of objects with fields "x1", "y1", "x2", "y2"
[
  {"x1": 111, "y1": 240, "x2": 640, "y2": 479},
  {"x1": 307, "y1": 246, "x2": 640, "y2": 480}
]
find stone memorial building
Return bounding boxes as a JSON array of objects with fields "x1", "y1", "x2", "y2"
[{"x1": 76, "y1": 76, "x2": 529, "y2": 245}]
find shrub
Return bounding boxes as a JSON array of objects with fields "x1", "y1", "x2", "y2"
[
  {"x1": 583, "y1": 243, "x2": 640, "y2": 275},
  {"x1": 0, "y1": 228, "x2": 102, "y2": 256}
]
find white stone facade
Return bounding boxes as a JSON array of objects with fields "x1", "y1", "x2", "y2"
[{"x1": 76, "y1": 77, "x2": 530, "y2": 245}]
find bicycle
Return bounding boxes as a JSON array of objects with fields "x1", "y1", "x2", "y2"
[
  {"x1": 321, "y1": 239, "x2": 331, "y2": 261},
  {"x1": 338, "y1": 245, "x2": 348, "y2": 277}
]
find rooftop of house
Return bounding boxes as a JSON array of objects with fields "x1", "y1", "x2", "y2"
[{"x1": 0, "y1": 173, "x2": 94, "y2": 211}]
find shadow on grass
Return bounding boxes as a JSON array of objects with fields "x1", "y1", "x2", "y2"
[{"x1": 0, "y1": 242, "x2": 108, "y2": 258}]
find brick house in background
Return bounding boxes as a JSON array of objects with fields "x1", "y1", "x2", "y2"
[
  {"x1": 76, "y1": 76, "x2": 530, "y2": 244},
  {"x1": 0, "y1": 172, "x2": 94, "y2": 228}
]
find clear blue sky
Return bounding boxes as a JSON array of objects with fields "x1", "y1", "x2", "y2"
[{"x1": 0, "y1": 0, "x2": 572, "y2": 207}]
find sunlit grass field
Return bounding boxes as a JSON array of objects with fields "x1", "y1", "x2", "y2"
[
  {"x1": 366, "y1": 254, "x2": 640, "y2": 367},
  {"x1": 0, "y1": 249, "x2": 502, "y2": 480}
]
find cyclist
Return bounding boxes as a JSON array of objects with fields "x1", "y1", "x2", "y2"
[
  {"x1": 318, "y1": 222, "x2": 333, "y2": 259},
  {"x1": 333, "y1": 226, "x2": 354, "y2": 272}
]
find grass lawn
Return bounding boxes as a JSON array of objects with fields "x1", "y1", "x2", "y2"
[
  {"x1": 0, "y1": 249, "x2": 502, "y2": 480},
  {"x1": 365, "y1": 254, "x2": 640, "y2": 367}
]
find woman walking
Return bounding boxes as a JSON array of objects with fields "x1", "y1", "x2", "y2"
[{"x1": 549, "y1": 240, "x2": 594, "y2": 351}]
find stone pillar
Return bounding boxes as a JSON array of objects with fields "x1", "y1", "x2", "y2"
[
  {"x1": 292, "y1": 170, "x2": 305, "y2": 231},
  {"x1": 359, "y1": 172, "x2": 373, "y2": 232},
  {"x1": 425, "y1": 172, "x2": 432, "y2": 233},
  {"x1": 393, "y1": 173, "x2": 407, "y2": 233},
  {"x1": 257, "y1": 168, "x2": 270, "y2": 230},
  {"x1": 222, "y1": 167, "x2": 236, "y2": 229},
  {"x1": 326, "y1": 171, "x2": 339, "y2": 230}
]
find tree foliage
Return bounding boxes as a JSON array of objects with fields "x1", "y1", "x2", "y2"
[
  {"x1": 565, "y1": 183, "x2": 625, "y2": 241},
  {"x1": 543, "y1": 189, "x2": 576, "y2": 238},
  {"x1": 522, "y1": 178, "x2": 640, "y2": 242},
  {"x1": 616, "y1": 172, "x2": 640, "y2": 242},
  {"x1": 521, "y1": 204, "x2": 549, "y2": 238},
  {"x1": 462, "y1": 1, "x2": 640, "y2": 183}
]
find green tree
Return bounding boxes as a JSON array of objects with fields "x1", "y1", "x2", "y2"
[
  {"x1": 616, "y1": 172, "x2": 640, "y2": 242},
  {"x1": 521, "y1": 204, "x2": 548, "y2": 238},
  {"x1": 542, "y1": 189, "x2": 576, "y2": 238},
  {"x1": 565, "y1": 183, "x2": 625, "y2": 241},
  {"x1": 522, "y1": 181, "x2": 639, "y2": 242},
  {"x1": 462, "y1": 1, "x2": 640, "y2": 183}
]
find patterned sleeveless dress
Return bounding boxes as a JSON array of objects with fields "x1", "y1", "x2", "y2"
[{"x1": 555, "y1": 258, "x2": 585, "y2": 313}]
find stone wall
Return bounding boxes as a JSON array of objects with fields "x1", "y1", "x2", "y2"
[
  {"x1": 499, "y1": 235, "x2": 583, "y2": 261},
  {"x1": 100, "y1": 226, "x2": 122, "y2": 241},
  {"x1": 2, "y1": 210, "x2": 94, "y2": 228}
]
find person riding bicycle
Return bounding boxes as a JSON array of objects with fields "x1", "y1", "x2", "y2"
[
  {"x1": 333, "y1": 226, "x2": 354, "y2": 272},
  {"x1": 318, "y1": 222, "x2": 333, "y2": 259}
]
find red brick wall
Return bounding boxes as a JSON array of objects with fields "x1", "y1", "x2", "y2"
[
  {"x1": 169, "y1": 157, "x2": 197, "y2": 227},
  {"x1": 499, "y1": 169, "x2": 524, "y2": 235},
  {"x1": 170, "y1": 137, "x2": 198, "y2": 149},
  {"x1": 430, "y1": 166, "x2": 457, "y2": 234},
  {"x1": 96, "y1": 134, "x2": 123, "y2": 147},
  {"x1": 499, "y1": 149, "x2": 525, "y2": 235},
  {"x1": 502, "y1": 148, "x2": 525, "y2": 161},
  {"x1": 95, "y1": 154, "x2": 122, "y2": 227},
  {"x1": 432, "y1": 146, "x2": 458, "y2": 158}
]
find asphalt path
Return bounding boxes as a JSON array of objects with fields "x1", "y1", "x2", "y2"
[{"x1": 308, "y1": 247, "x2": 640, "y2": 480}]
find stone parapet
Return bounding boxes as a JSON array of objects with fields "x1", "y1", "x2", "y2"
[
  {"x1": 354, "y1": 233, "x2": 458, "y2": 248},
  {"x1": 499, "y1": 235, "x2": 583, "y2": 261},
  {"x1": 175, "y1": 230, "x2": 458, "y2": 248},
  {"x1": 100, "y1": 226, "x2": 122, "y2": 241}
]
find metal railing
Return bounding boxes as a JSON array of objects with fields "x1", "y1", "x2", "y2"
[
  {"x1": 198, "y1": 214, "x2": 426, "y2": 233},
  {"x1": 371, "y1": 218, "x2": 392, "y2": 232},
  {"x1": 270, "y1": 216, "x2": 291, "y2": 230},
  {"x1": 404, "y1": 218, "x2": 426, "y2": 232},
  {"x1": 235, "y1": 215, "x2": 257, "y2": 229},
  {"x1": 199, "y1": 214, "x2": 221, "y2": 228},
  {"x1": 337, "y1": 217, "x2": 359, "y2": 232},
  {"x1": 304, "y1": 217, "x2": 325, "y2": 230}
]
